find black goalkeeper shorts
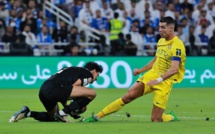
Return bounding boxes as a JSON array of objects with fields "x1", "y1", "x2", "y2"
[{"x1": 39, "y1": 80, "x2": 73, "y2": 112}]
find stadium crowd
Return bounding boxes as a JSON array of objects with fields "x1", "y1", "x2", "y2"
[{"x1": 0, "y1": 0, "x2": 215, "y2": 56}]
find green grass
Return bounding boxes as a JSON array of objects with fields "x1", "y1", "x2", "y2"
[{"x1": 0, "y1": 88, "x2": 215, "y2": 134}]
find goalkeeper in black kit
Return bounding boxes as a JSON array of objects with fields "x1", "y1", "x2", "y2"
[{"x1": 9, "y1": 61, "x2": 103, "y2": 123}]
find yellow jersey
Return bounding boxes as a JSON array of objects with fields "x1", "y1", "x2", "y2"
[{"x1": 151, "y1": 36, "x2": 186, "y2": 83}]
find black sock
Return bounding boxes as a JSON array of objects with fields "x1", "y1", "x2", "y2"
[
  {"x1": 30, "y1": 111, "x2": 55, "y2": 122},
  {"x1": 63, "y1": 97, "x2": 91, "y2": 114}
]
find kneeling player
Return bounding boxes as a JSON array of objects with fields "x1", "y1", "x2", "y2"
[{"x1": 9, "y1": 61, "x2": 103, "y2": 123}]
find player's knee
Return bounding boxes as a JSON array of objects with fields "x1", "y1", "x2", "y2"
[
  {"x1": 122, "y1": 94, "x2": 139, "y2": 104},
  {"x1": 122, "y1": 97, "x2": 132, "y2": 104},
  {"x1": 88, "y1": 90, "x2": 97, "y2": 100}
]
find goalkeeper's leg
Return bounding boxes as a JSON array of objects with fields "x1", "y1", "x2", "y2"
[
  {"x1": 57, "y1": 86, "x2": 96, "y2": 119},
  {"x1": 9, "y1": 105, "x2": 58, "y2": 122}
]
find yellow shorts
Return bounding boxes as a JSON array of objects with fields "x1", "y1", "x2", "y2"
[{"x1": 137, "y1": 71, "x2": 173, "y2": 109}]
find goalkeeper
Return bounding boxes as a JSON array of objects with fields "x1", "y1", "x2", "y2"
[
  {"x1": 83, "y1": 16, "x2": 186, "y2": 122},
  {"x1": 9, "y1": 62, "x2": 103, "y2": 123}
]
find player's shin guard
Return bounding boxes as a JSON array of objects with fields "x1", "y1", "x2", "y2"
[
  {"x1": 30, "y1": 112, "x2": 55, "y2": 121},
  {"x1": 63, "y1": 97, "x2": 91, "y2": 114}
]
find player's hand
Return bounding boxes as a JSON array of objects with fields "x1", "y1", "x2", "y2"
[
  {"x1": 133, "y1": 69, "x2": 140, "y2": 76},
  {"x1": 147, "y1": 79, "x2": 159, "y2": 86}
]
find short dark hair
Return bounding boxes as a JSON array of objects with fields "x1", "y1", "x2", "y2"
[
  {"x1": 70, "y1": 34, "x2": 76, "y2": 41},
  {"x1": 84, "y1": 62, "x2": 103, "y2": 73},
  {"x1": 114, "y1": 12, "x2": 119, "y2": 19},
  {"x1": 160, "y1": 16, "x2": 175, "y2": 26},
  {"x1": 126, "y1": 34, "x2": 131, "y2": 40}
]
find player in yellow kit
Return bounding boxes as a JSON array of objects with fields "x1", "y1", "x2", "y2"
[{"x1": 83, "y1": 16, "x2": 186, "y2": 122}]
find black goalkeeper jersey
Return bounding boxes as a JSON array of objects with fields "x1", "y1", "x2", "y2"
[{"x1": 47, "y1": 67, "x2": 93, "y2": 87}]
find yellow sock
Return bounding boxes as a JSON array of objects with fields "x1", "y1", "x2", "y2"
[
  {"x1": 96, "y1": 98, "x2": 125, "y2": 119},
  {"x1": 162, "y1": 113, "x2": 173, "y2": 122}
]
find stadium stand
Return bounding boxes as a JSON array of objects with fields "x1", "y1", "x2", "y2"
[{"x1": 0, "y1": 0, "x2": 215, "y2": 56}]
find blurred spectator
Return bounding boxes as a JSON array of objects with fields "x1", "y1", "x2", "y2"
[
  {"x1": 114, "y1": 32, "x2": 126, "y2": 55},
  {"x1": 121, "y1": 11, "x2": 131, "y2": 35},
  {"x1": 109, "y1": 12, "x2": 124, "y2": 55},
  {"x1": 27, "y1": 0, "x2": 39, "y2": 19},
  {"x1": 179, "y1": 8, "x2": 195, "y2": 26},
  {"x1": 42, "y1": 0, "x2": 54, "y2": 19},
  {"x1": 208, "y1": 29, "x2": 215, "y2": 55},
  {"x1": 207, "y1": 17, "x2": 215, "y2": 38},
  {"x1": 140, "y1": 10, "x2": 154, "y2": 29},
  {"x1": 54, "y1": 33, "x2": 77, "y2": 56},
  {"x1": 90, "y1": 8, "x2": 110, "y2": 49},
  {"x1": 37, "y1": 26, "x2": 53, "y2": 45},
  {"x1": 74, "y1": 0, "x2": 83, "y2": 18},
  {"x1": 9, "y1": 34, "x2": 33, "y2": 56},
  {"x1": 110, "y1": 0, "x2": 120, "y2": 10},
  {"x1": 22, "y1": 24, "x2": 37, "y2": 49},
  {"x1": 132, "y1": 19, "x2": 140, "y2": 31},
  {"x1": 115, "y1": 2, "x2": 125, "y2": 19},
  {"x1": 86, "y1": 0, "x2": 100, "y2": 14},
  {"x1": 130, "y1": 25, "x2": 143, "y2": 56},
  {"x1": 91, "y1": 9, "x2": 109, "y2": 32},
  {"x1": 64, "y1": 33, "x2": 87, "y2": 56},
  {"x1": 192, "y1": 3, "x2": 204, "y2": 24},
  {"x1": 176, "y1": 25, "x2": 186, "y2": 42},
  {"x1": 180, "y1": 0, "x2": 194, "y2": 12},
  {"x1": 199, "y1": 0, "x2": 207, "y2": 9},
  {"x1": 124, "y1": 33, "x2": 137, "y2": 56},
  {"x1": 151, "y1": 1, "x2": 163, "y2": 20},
  {"x1": 61, "y1": 0, "x2": 74, "y2": 20},
  {"x1": 69, "y1": 26, "x2": 80, "y2": 43},
  {"x1": 0, "y1": 1, "x2": 9, "y2": 20},
  {"x1": 121, "y1": 0, "x2": 131, "y2": 14},
  {"x1": 143, "y1": 2, "x2": 152, "y2": 13},
  {"x1": 78, "y1": 0, "x2": 94, "y2": 31},
  {"x1": 207, "y1": 2, "x2": 215, "y2": 18},
  {"x1": 195, "y1": 18, "x2": 209, "y2": 38},
  {"x1": 5, "y1": 9, "x2": 21, "y2": 33},
  {"x1": 1, "y1": 26, "x2": 17, "y2": 43},
  {"x1": 105, "y1": 0, "x2": 112, "y2": 8},
  {"x1": 37, "y1": 26, "x2": 53, "y2": 55},
  {"x1": 143, "y1": 26, "x2": 156, "y2": 56},
  {"x1": 11, "y1": 0, "x2": 25, "y2": 18},
  {"x1": 53, "y1": 0, "x2": 66, "y2": 5},
  {"x1": 136, "y1": 0, "x2": 153, "y2": 18},
  {"x1": 128, "y1": 9, "x2": 139, "y2": 26},
  {"x1": 66, "y1": 44, "x2": 86, "y2": 56},
  {"x1": 173, "y1": 0, "x2": 182, "y2": 14},
  {"x1": 165, "y1": 3, "x2": 175, "y2": 19},
  {"x1": 197, "y1": 9, "x2": 212, "y2": 26},
  {"x1": 127, "y1": 0, "x2": 139, "y2": 19},
  {"x1": 52, "y1": 20, "x2": 68, "y2": 42},
  {"x1": 197, "y1": 25, "x2": 209, "y2": 55},
  {"x1": 139, "y1": 17, "x2": 154, "y2": 35},
  {"x1": 0, "y1": 19, "x2": 5, "y2": 41},
  {"x1": 37, "y1": 14, "x2": 56, "y2": 35},
  {"x1": 20, "y1": 9, "x2": 37, "y2": 34},
  {"x1": 1, "y1": 0, "x2": 11, "y2": 10},
  {"x1": 180, "y1": 18, "x2": 189, "y2": 34},
  {"x1": 184, "y1": 25, "x2": 199, "y2": 55},
  {"x1": 101, "y1": 0, "x2": 113, "y2": 20}
]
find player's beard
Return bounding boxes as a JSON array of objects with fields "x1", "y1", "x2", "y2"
[{"x1": 160, "y1": 33, "x2": 164, "y2": 38}]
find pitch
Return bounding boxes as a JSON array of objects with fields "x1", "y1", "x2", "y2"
[{"x1": 0, "y1": 88, "x2": 215, "y2": 134}]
